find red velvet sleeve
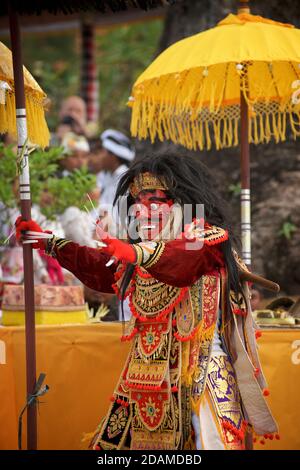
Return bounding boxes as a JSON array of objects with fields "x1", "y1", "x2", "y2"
[
  {"x1": 136, "y1": 238, "x2": 224, "y2": 287},
  {"x1": 54, "y1": 241, "x2": 116, "y2": 293}
]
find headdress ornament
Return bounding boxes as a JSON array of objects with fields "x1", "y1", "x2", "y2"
[{"x1": 129, "y1": 172, "x2": 169, "y2": 198}]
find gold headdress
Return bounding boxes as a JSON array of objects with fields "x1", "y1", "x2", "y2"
[{"x1": 129, "y1": 172, "x2": 169, "y2": 198}]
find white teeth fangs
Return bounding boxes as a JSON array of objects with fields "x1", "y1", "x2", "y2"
[{"x1": 141, "y1": 225, "x2": 156, "y2": 229}]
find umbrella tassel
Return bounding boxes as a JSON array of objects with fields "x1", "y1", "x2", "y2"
[
  {"x1": 224, "y1": 118, "x2": 232, "y2": 147},
  {"x1": 185, "y1": 121, "x2": 193, "y2": 149},
  {"x1": 205, "y1": 120, "x2": 211, "y2": 150},
  {"x1": 289, "y1": 111, "x2": 300, "y2": 138},
  {"x1": 198, "y1": 120, "x2": 204, "y2": 151},
  {"x1": 26, "y1": 96, "x2": 50, "y2": 149},
  {"x1": 0, "y1": 86, "x2": 49, "y2": 149},
  {"x1": 3, "y1": 93, "x2": 16, "y2": 137},
  {"x1": 213, "y1": 120, "x2": 221, "y2": 150},
  {"x1": 233, "y1": 118, "x2": 239, "y2": 146},
  {"x1": 276, "y1": 112, "x2": 284, "y2": 141},
  {"x1": 253, "y1": 114, "x2": 259, "y2": 144},
  {"x1": 230, "y1": 118, "x2": 235, "y2": 147},
  {"x1": 191, "y1": 120, "x2": 198, "y2": 151},
  {"x1": 265, "y1": 113, "x2": 271, "y2": 142},
  {"x1": 272, "y1": 112, "x2": 279, "y2": 143},
  {"x1": 259, "y1": 113, "x2": 264, "y2": 143},
  {"x1": 282, "y1": 111, "x2": 287, "y2": 141},
  {"x1": 161, "y1": 116, "x2": 169, "y2": 141}
]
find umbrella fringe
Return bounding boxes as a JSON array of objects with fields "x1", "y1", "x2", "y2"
[
  {"x1": 0, "y1": 90, "x2": 50, "y2": 148},
  {"x1": 130, "y1": 93, "x2": 300, "y2": 150}
]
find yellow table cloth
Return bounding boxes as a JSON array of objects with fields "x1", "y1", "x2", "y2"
[{"x1": 0, "y1": 323, "x2": 299, "y2": 450}]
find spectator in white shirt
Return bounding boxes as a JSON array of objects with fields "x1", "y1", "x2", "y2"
[
  {"x1": 89, "y1": 130, "x2": 135, "y2": 321},
  {"x1": 89, "y1": 129, "x2": 135, "y2": 235}
]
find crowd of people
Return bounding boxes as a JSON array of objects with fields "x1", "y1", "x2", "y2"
[{"x1": 0, "y1": 95, "x2": 135, "y2": 320}]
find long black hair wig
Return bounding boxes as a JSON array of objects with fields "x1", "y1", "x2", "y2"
[{"x1": 113, "y1": 152, "x2": 243, "y2": 316}]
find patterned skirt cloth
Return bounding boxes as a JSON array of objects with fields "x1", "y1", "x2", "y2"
[{"x1": 192, "y1": 355, "x2": 246, "y2": 450}]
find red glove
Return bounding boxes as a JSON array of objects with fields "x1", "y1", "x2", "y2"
[
  {"x1": 15, "y1": 216, "x2": 48, "y2": 250},
  {"x1": 39, "y1": 251, "x2": 64, "y2": 284},
  {"x1": 102, "y1": 237, "x2": 136, "y2": 264},
  {"x1": 96, "y1": 222, "x2": 136, "y2": 264}
]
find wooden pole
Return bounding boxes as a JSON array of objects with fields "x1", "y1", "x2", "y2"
[
  {"x1": 8, "y1": 7, "x2": 37, "y2": 450},
  {"x1": 80, "y1": 19, "x2": 99, "y2": 123},
  {"x1": 238, "y1": 0, "x2": 253, "y2": 451}
]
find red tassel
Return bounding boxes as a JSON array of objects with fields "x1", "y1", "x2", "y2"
[
  {"x1": 275, "y1": 434, "x2": 280, "y2": 440},
  {"x1": 221, "y1": 419, "x2": 247, "y2": 443},
  {"x1": 260, "y1": 439, "x2": 265, "y2": 445},
  {"x1": 120, "y1": 327, "x2": 138, "y2": 342},
  {"x1": 109, "y1": 395, "x2": 115, "y2": 402},
  {"x1": 233, "y1": 307, "x2": 247, "y2": 316},
  {"x1": 263, "y1": 388, "x2": 270, "y2": 397},
  {"x1": 171, "y1": 386, "x2": 178, "y2": 392},
  {"x1": 124, "y1": 380, "x2": 162, "y2": 392},
  {"x1": 94, "y1": 445, "x2": 101, "y2": 450},
  {"x1": 174, "y1": 325, "x2": 198, "y2": 342},
  {"x1": 255, "y1": 330, "x2": 262, "y2": 339},
  {"x1": 254, "y1": 367, "x2": 260, "y2": 378}
]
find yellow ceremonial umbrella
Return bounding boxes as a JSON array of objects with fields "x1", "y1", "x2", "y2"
[
  {"x1": 129, "y1": 1, "x2": 300, "y2": 266},
  {"x1": 0, "y1": 40, "x2": 49, "y2": 147}
]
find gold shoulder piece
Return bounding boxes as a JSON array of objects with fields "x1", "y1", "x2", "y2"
[{"x1": 185, "y1": 220, "x2": 228, "y2": 246}]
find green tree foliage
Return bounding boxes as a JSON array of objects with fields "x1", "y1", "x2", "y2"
[
  {"x1": 96, "y1": 19, "x2": 163, "y2": 132},
  {"x1": 0, "y1": 143, "x2": 95, "y2": 224},
  {"x1": 0, "y1": 144, "x2": 16, "y2": 211},
  {"x1": 44, "y1": 168, "x2": 96, "y2": 220},
  {"x1": 278, "y1": 221, "x2": 297, "y2": 240},
  {"x1": 1, "y1": 19, "x2": 162, "y2": 132},
  {"x1": 21, "y1": 33, "x2": 80, "y2": 130}
]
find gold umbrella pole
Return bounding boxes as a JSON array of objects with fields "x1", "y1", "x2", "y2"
[
  {"x1": 8, "y1": 8, "x2": 37, "y2": 450},
  {"x1": 238, "y1": 0, "x2": 251, "y2": 268}
]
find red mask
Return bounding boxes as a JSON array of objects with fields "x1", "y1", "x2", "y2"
[{"x1": 132, "y1": 190, "x2": 173, "y2": 240}]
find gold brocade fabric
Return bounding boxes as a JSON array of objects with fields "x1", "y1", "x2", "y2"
[
  {"x1": 93, "y1": 273, "x2": 221, "y2": 450},
  {"x1": 130, "y1": 267, "x2": 183, "y2": 318},
  {"x1": 206, "y1": 356, "x2": 245, "y2": 450}
]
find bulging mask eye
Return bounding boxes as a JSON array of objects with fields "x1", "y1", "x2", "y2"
[{"x1": 150, "y1": 203, "x2": 158, "y2": 211}]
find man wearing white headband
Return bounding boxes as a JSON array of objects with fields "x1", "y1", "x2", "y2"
[
  {"x1": 89, "y1": 129, "x2": 135, "y2": 208},
  {"x1": 89, "y1": 129, "x2": 135, "y2": 321},
  {"x1": 60, "y1": 132, "x2": 90, "y2": 177}
]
